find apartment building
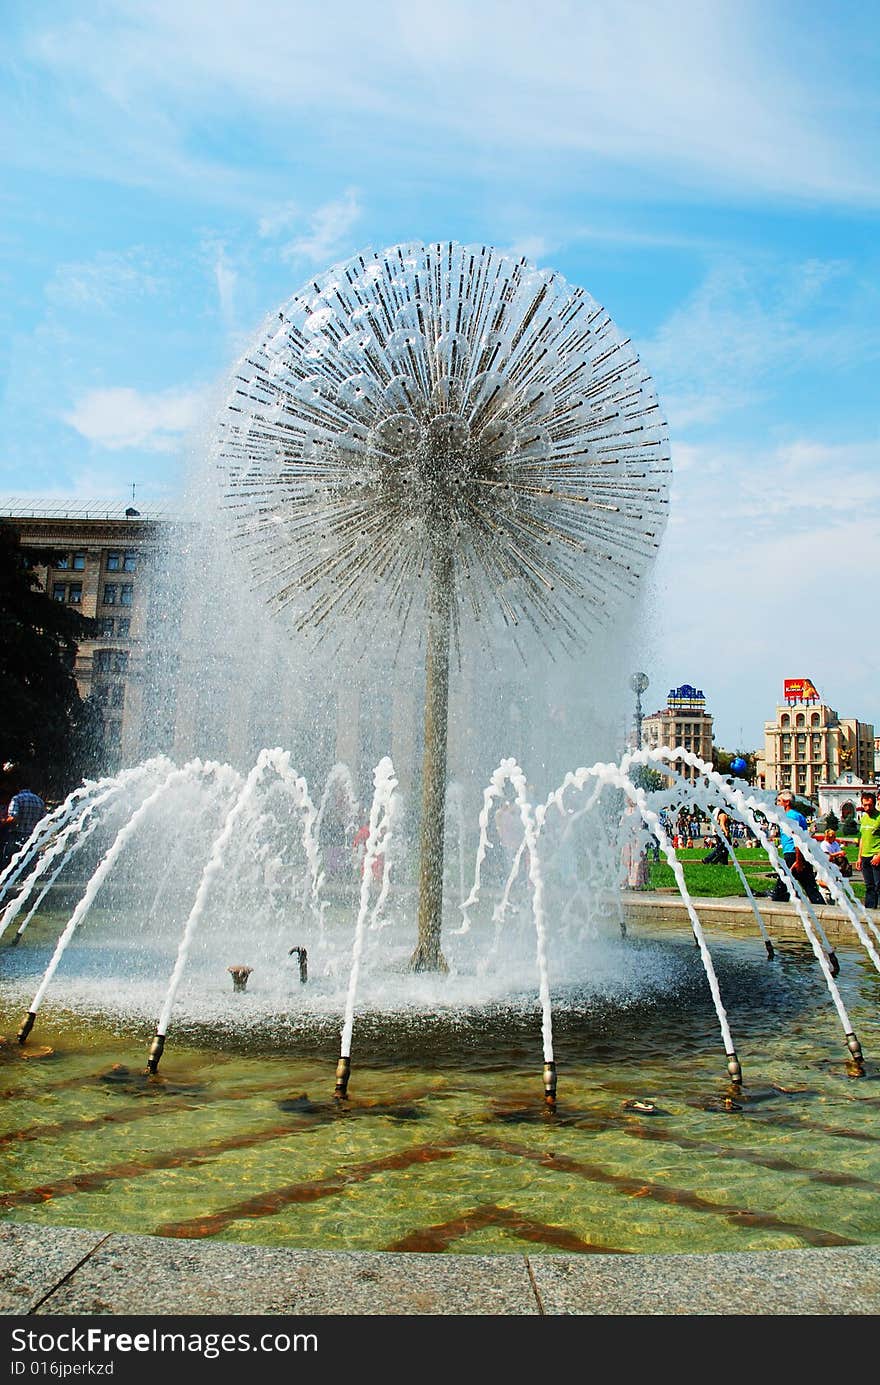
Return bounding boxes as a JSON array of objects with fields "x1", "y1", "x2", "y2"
[
  {"x1": 640, "y1": 683, "x2": 715, "y2": 783},
  {"x1": 756, "y1": 678, "x2": 876, "y2": 800},
  {"x1": 4, "y1": 506, "x2": 167, "y2": 771}
]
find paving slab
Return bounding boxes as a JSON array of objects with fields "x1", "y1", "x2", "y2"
[
  {"x1": 4, "y1": 1225, "x2": 880, "y2": 1317},
  {"x1": 28, "y1": 1235, "x2": 540, "y2": 1316},
  {"x1": 529, "y1": 1246, "x2": 880, "y2": 1315},
  {"x1": 0, "y1": 1224, "x2": 110, "y2": 1315}
]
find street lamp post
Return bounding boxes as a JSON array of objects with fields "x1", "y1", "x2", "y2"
[{"x1": 630, "y1": 672, "x2": 649, "y2": 749}]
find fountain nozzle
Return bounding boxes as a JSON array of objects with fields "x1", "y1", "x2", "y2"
[
  {"x1": 17, "y1": 1011, "x2": 36, "y2": 1045},
  {"x1": 228, "y1": 965, "x2": 252, "y2": 993},
  {"x1": 845, "y1": 1032, "x2": 865, "y2": 1076},
  {"x1": 764, "y1": 939, "x2": 775, "y2": 960},
  {"x1": 288, "y1": 947, "x2": 308, "y2": 984},
  {"x1": 543, "y1": 1060, "x2": 557, "y2": 1107},
  {"x1": 726, "y1": 1051, "x2": 743, "y2": 1086},
  {"x1": 147, "y1": 1033, "x2": 165, "y2": 1075},
  {"x1": 334, "y1": 1054, "x2": 351, "y2": 1099},
  {"x1": 827, "y1": 951, "x2": 840, "y2": 978}
]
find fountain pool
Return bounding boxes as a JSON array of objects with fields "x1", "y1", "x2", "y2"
[{"x1": 2, "y1": 916, "x2": 879, "y2": 1258}]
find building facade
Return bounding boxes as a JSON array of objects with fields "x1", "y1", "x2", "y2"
[
  {"x1": 640, "y1": 684, "x2": 715, "y2": 782},
  {"x1": 4, "y1": 508, "x2": 167, "y2": 771},
  {"x1": 756, "y1": 678, "x2": 876, "y2": 801}
]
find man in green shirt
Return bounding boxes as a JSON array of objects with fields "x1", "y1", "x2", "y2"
[{"x1": 856, "y1": 790, "x2": 880, "y2": 909}]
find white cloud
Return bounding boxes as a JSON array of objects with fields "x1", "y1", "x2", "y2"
[
  {"x1": 63, "y1": 386, "x2": 208, "y2": 451},
  {"x1": 258, "y1": 201, "x2": 299, "y2": 238},
  {"x1": 644, "y1": 258, "x2": 879, "y2": 428},
  {"x1": 277, "y1": 188, "x2": 362, "y2": 265},
  {"x1": 17, "y1": 1, "x2": 879, "y2": 206},
  {"x1": 45, "y1": 251, "x2": 160, "y2": 311},
  {"x1": 211, "y1": 243, "x2": 238, "y2": 328}
]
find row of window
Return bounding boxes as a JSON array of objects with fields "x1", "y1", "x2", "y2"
[
  {"x1": 52, "y1": 582, "x2": 134, "y2": 607},
  {"x1": 93, "y1": 684, "x2": 125, "y2": 708},
  {"x1": 102, "y1": 583, "x2": 133, "y2": 606},
  {"x1": 94, "y1": 650, "x2": 129, "y2": 673},
  {"x1": 97, "y1": 617, "x2": 130, "y2": 637},
  {"x1": 54, "y1": 550, "x2": 138, "y2": 573}
]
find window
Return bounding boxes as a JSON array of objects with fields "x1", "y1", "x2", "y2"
[
  {"x1": 796, "y1": 713, "x2": 805, "y2": 728},
  {"x1": 110, "y1": 684, "x2": 125, "y2": 708},
  {"x1": 113, "y1": 651, "x2": 129, "y2": 674},
  {"x1": 94, "y1": 650, "x2": 112, "y2": 672},
  {"x1": 116, "y1": 617, "x2": 130, "y2": 637},
  {"x1": 52, "y1": 583, "x2": 66, "y2": 602},
  {"x1": 781, "y1": 714, "x2": 790, "y2": 728},
  {"x1": 811, "y1": 713, "x2": 821, "y2": 728},
  {"x1": 54, "y1": 553, "x2": 70, "y2": 570},
  {"x1": 99, "y1": 617, "x2": 115, "y2": 636},
  {"x1": 119, "y1": 585, "x2": 133, "y2": 607},
  {"x1": 105, "y1": 721, "x2": 122, "y2": 744},
  {"x1": 93, "y1": 685, "x2": 109, "y2": 706},
  {"x1": 68, "y1": 583, "x2": 82, "y2": 605},
  {"x1": 102, "y1": 584, "x2": 118, "y2": 605},
  {"x1": 73, "y1": 553, "x2": 86, "y2": 571},
  {"x1": 123, "y1": 550, "x2": 137, "y2": 572},
  {"x1": 106, "y1": 552, "x2": 121, "y2": 571}
]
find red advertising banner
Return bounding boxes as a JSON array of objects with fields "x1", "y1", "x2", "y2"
[{"x1": 784, "y1": 677, "x2": 820, "y2": 703}]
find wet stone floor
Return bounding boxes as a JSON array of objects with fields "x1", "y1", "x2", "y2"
[{"x1": 2, "y1": 930, "x2": 880, "y2": 1259}]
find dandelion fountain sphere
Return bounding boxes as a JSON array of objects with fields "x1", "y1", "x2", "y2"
[
  {"x1": 3, "y1": 243, "x2": 877, "y2": 1129},
  {"x1": 214, "y1": 241, "x2": 669, "y2": 1095}
]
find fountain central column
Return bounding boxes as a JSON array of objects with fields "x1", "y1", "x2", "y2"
[{"x1": 410, "y1": 537, "x2": 451, "y2": 972}]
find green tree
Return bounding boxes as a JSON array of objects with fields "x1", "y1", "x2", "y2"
[
  {"x1": 632, "y1": 765, "x2": 665, "y2": 792},
  {"x1": 0, "y1": 521, "x2": 101, "y2": 797},
  {"x1": 714, "y1": 747, "x2": 757, "y2": 780}
]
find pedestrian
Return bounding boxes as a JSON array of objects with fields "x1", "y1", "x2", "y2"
[
  {"x1": 2, "y1": 775, "x2": 46, "y2": 864},
  {"x1": 352, "y1": 821, "x2": 384, "y2": 883},
  {"x1": 702, "y1": 807, "x2": 730, "y2": 866},
  {"x1": 769, "y1": 790, "x2": 822, "y2": 904},
  {"x1": 856, "y1": 790, "x2": 880, "y2": 909},
  {"x1": 818, "y1": 826, "x2": 851, "y2": 877},
  {"x1": 621, "y1": 799, "x2": 649, "y2": 889}
]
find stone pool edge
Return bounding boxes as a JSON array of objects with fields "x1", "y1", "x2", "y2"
[{"x1": 2, "y1": 1223, "x2": 879, "y2": 1315}]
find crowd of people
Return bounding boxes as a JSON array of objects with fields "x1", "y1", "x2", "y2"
[{"x1": 618, "y1": 787, "x2": 880, "y2": 909}]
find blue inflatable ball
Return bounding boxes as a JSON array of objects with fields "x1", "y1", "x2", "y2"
[{"x1": 731, "y1": 757, "x2": 747, "y2": 775}]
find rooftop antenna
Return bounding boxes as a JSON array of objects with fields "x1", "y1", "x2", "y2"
[{"x1": 125, "y1": 482, "x2": 140, "y2": 520}]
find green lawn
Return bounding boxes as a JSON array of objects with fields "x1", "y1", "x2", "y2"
[{"x1": 645, "y1": 845, "x2": 865, "y2": 899}]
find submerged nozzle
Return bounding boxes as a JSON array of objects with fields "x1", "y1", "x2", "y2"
[
  {"x1": 147, "y1": 1033, "x2": 165, "y2": 1075},
  {"x1": 845, "y1": 1032, "x2": 865, "y2": 1075},
  {"x1": 289, "y1": 946, "x2": 308, "y2": 984},
  {"x1": 726, "y1": 1051, "x2": 743, "y2": 1087},
  {"x1": 764, "y1": 939, "x2": 775, "y2": 960},
  {"x1": 11, "y1": 930, "x2": 22, "y2": 946},
  {"x1": 543, "y1": 1060, "x2": 557, "y2": 1107},
  {"x1": 334, "y1": 1054, "x2": 351, "y2": 1099},
  {"x1": 17, "y1": 1011, "x2": 36, "y2": 1045},
  {"x1": 827, "y1": 951, "x2": 840, "y2": 978}
]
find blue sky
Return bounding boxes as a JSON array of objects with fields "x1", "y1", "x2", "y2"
[{"x1": 1, "y1": 0, "x2": 878, "y2": 748}]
